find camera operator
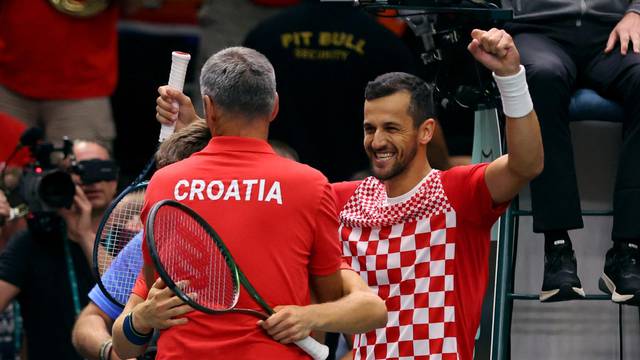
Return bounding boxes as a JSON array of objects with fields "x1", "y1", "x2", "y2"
[{"x1": 0, "y1": 140, "x2": 118, "y2": 360}]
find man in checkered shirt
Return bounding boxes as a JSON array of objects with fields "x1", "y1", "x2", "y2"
[{"x1": 332, "y1": 28, "x2": 543, "y2": 360}]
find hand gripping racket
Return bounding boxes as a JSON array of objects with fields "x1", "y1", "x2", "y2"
[
  {"x1": 146, "y1": 200, "x2": 329, "y2": 360},
  {"x1": 92, "y1": 51, "x2": 191, "y2": 307},
  {"x1": 159, "y1": 51, "x2": 191, "y2": 142}
]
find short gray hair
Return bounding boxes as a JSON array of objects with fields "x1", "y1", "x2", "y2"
[{"x1": 200, "y1": 47, "x2": 277, "y2": 119}]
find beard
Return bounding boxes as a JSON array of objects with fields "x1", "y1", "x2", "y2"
[{"x1": 369, "y1": 140, "x2": 418, "y2": 181}]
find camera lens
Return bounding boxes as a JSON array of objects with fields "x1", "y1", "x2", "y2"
[{"x1": 39, "y1": 171, "x2": 75, "y2": 208}]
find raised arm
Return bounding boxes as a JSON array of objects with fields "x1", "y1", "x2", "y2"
[
  {"x1": 467, "y1": 28, "x2": 544, "y2": 204},
  {"x1": 58, "y1": 185, "x2": 97, "y2": 266},
  {"x1": 156, "y1": 86, "x2": 202, "y2": 132}
]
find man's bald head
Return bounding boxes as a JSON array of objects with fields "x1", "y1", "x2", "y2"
[{"x1": 73, "y1": 141, "x2": 111, "y2": 162}]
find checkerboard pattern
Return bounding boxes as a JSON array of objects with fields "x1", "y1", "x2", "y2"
[
  {"x1": 340, "y1": 171, "x2": 452, "y2": 228},
  {"x1": 340, "y1": 171, "x2": 460, "y2": 360}
]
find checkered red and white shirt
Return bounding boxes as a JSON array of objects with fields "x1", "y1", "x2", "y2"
[{"x1": 333, "y1": 164, "x2": 508, "y2": 360}]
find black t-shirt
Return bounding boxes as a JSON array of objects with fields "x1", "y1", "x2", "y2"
[
  {"x1": 244, "y1": 2, "x2": 417, "y2": 181},
  {"x1": 0, "y1": 228, "x2": 95, "y2": 360}
]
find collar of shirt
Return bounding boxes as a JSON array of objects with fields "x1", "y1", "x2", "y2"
[{"x1": 201, "y1": 136, "x2": 276, "y2": 155}]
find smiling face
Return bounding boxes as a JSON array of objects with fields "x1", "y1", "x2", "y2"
[{"x1": 364, "y1": 91, "x2": 420, "y2": 181}]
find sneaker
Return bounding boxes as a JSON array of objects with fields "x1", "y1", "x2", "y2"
[
  {"x1": 540, "y1": 240, "x2": 586, "y2": 302},
  {"x1": 599, "y1": 242, "x2": 640, "y2": 305}
]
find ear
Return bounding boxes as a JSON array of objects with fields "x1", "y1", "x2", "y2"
[
  {"x1": 203, "y1": 95, "x2": 217, "y2": 133},
  {"x1": 418, "y1": 118, "x2": 436, "y2": 145},
  {"x1": 269, "y1": 92, "x2": 280, "y2": 123}
]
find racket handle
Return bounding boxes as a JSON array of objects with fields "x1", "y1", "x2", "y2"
[
  {"x1": 159, "y1": 51, "x2": 191, "y2": 142},
  {"x1": 294, "y1": 336, "x2": 329, "y2": 360}
]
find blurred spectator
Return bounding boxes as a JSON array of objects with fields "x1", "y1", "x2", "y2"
[
  {"x1": 502, "y1": 0, "x2": 640, "y2": 304},
  {"x1": 0, "y1": 141, "x2": 118, "y2": 359},
  {"x1": 243, "y1": 0, "x2": 419, "y2": 181},
  {"x1": 0, "y1": 0, "x2": 141, "y2": 151},
  {"x1": 0, "y1": 113, "x2": 30, "y2": 360}
]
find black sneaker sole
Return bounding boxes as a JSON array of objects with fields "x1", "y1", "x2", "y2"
[
  {"x1": 540, "y1": 284, "x2": 586, "y2": 302},
  {"x1": 599, "y1": 274, "x2": 640, "y2": 306}
]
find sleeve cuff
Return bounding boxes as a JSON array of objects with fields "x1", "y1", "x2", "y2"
[
  {"x1": 627, "y1": 4, "x2": 640, "y2": 14},
  {"x1": 88, "y1": 285, "x2": 123, "y2": 320}
]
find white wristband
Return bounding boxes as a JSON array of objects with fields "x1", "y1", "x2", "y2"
[{"x1": 492, "y1": 65, "x2": 533, "y2": 118}]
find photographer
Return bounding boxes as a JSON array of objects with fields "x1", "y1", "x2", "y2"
[{"x1": 0, "y1": 140, "x2": 118, "y2": 359}]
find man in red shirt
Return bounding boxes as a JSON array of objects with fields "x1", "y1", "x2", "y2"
[
  {"x1": 330, "y1": 29, "x2": 542, "y2": 359},
  {"x1": 153, "y1": 28, "x2": 543, "y2": 360},
  {"x1": 112, "y1": 47, "x2": 344, "y2": 359}
]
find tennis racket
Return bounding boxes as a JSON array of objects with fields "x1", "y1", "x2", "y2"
[
  {"x1": 92, "y1": 51, "x2": 191, "y2": 307},
  {"x1": 146, "y1": 200, "x2": 330, "y2": 360}
]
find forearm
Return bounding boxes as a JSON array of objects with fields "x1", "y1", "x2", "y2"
[
  {"x1": 311, "y1": 270, "x2": 386, "y2": 334},
  {"x1": 495, "y1": 67, "x2": 544, "y2": 180},
  {"x1": 72, "y1": 311, "x2": 112, "y2": 360},
  {"x1": 308, "y1": 291, "x2": 387, "y2": 334},
  {"x1": 504, "y1": 111, "x2": 544, "y2": 180},
  {"x1": 629, "y1": 1, "x2": 640, "y2": 14},
  {"x1": 112, "y1": 296, "x2": 149, "y2": 359}
]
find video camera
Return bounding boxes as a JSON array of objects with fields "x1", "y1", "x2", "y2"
[
  {"x1": 356, "y1": 0, "x2": 510, "y2": 110},
  {"x1": 18, "y1": 136, "x2": 76, "y2": 214},
  {"x1": 1, "y1": 127, "x2": 118, "y2": 232}
]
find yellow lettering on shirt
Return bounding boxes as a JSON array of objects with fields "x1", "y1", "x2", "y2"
[
  {"x1": 281, "y1": 31, "x2": 314, "y2": 48},
  {"x1": 283, "y1": 31, "x2": 366, "y2": 59},
  {"x1": 293, "y1": 48, "x2": 350, "y2": 61}
]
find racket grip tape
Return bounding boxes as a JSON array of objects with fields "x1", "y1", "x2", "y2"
[
  {"x1": 294, "y1": 336, "x2": 329, "y2": 360},
  {"x1": 159, "y1": 51, "x2": 191, "y2": 142}
]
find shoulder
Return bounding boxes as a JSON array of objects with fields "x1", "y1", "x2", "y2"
[
  {"x1": 148, "y1": 158, "x2": 196, "y2": 188},
  {"x1": 331, "y1": 181, "x2": 362, "y2": 210},
  {"x1": 441, "y1": 163, "x2": 489, "y2": 186},
  {"x1": 275, "y1": 156, "x2": 329, "y2": 183}
]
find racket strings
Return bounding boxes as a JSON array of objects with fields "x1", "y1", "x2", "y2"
[
  {"x1": 97, "y1": 187, "x2": 146, "y2": 305},
  {"x1": 154, "y1": 206, "x2": 238, "y2": 310}
]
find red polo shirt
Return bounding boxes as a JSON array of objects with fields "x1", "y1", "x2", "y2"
[{"x1": 136, "y1": 136, "x2": 341, "y2": 359}]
